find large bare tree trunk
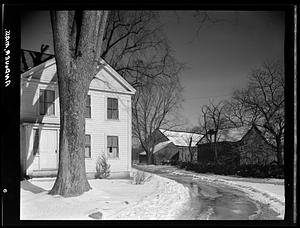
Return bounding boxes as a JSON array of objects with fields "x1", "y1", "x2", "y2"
[
  {"x1": 50, "y1": 71, "x2": 91, "y2": 196},
  {"x1": 49, "y1": 11, "x2": 108, "y2": 197}
]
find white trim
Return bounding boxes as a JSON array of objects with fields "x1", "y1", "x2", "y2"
[
  {"x1": 21, "y1": 77, "x2": 134, "y2": 96},
  {"x1": 21, "y1": 57, "x2": 136, "y2": 95},
  {"x1": 98, "y1": 58, "x2": 136, "y2": 94},
  {"x1": 21, "y1": 57, "x2": 56, "y2": 78},
  {"x1": 127, "y1": 99, "x2": 132, "y2": 171},
  {"x1": 21, "y1": 122, "x2": 60, "y2": 128}
]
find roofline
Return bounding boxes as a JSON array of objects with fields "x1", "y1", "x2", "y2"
[
  {"x1": 196, "y1": 124, "x2": 277, "y2": 148},
  {"x1": 242, "y1": 124, "x2": 277, "y2": 148},
  {"x1": 159, "y1": 128, "x2": 203, "y2": 135},
  {"x1": 21, "y1": 57, "x2": 136, "y2": 94},
  {"x1": 196, "y1": 125, "x2": 252, "y2": 145},
  {"x1": 21, "y1": 57, "x2": 56, "y2": 78},
  {"x1": 98, "y1": 58, "x2": 136, "y2": 94}
]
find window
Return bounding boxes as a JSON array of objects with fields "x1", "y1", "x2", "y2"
[
  {"x1": 33, "y1": 129, "x2": 39, "y2": 156},
  {"x1": 40, "y1": 89, "x2": 55, "y2": 115},
  {"x1": 85, "y1": 95, "x2": 91, "y2": 118},
  {"x1": 107, "y1": 136, "x2": 119, "y2": 158},
  {"x1": 107, "y1": 98, "x2": 118, "y2": 119},
  {"x1": 85, "y1": 135, "x2": 91, "y2": 158}
]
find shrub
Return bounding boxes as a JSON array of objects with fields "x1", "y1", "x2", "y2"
[
  {"x1": 95, "y1": 154, "x2": 111, "y2": 179},
  {"x1": 176, "y1": 161, "x2": 188, "y2": 169},
  {"x1": 236, "y1": 164, "x2": 284, "y2": 178},
  {"x1": 175, "y1": 160, "x2": 284, "y2": 178},
  {"x1": 131, "y1": 171, "x2": 152, "y2": 185}
]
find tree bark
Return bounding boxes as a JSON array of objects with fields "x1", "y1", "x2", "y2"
[
  {"x1": 49, "y1": 70, "x2": 91, "y2": 196},
  {"x1": 48, "y1": 11, "x2": 108, "y2": 197}
]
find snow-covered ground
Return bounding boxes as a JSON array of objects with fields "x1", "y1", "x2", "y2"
[
  {"x1": 20, "y1": 170, "x2": 190, "y2": 220},
  {"x1": 137, "y1": 165, "x2": 285, "y2": 219}
]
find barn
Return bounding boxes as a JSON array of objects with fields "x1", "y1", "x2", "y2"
[
  {"x1": 197, "y1": 125, "x2": 277, "y2": 166},
  {"x1": 139, "y1": 129, "x2": 202, "y2": 164}
]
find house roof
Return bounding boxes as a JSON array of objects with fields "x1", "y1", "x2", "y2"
[
  {"x1": 21, "y1": 57, "x2": 136, "y2": 94},
  {"x1": 139, "y1": 140, "x2": 173, "y2": 155},
  {"x1": 159, "y1": 129, "x2": 203, "y2": 147}
]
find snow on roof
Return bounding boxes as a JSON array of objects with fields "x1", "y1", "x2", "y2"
[
  {"x1": 159, "y1": 129, "x2": 203, "y2": 147},
  {"x1": 139, "y1": 140, "x2": 173, "y2": 155},
  {"x1": 216, "y1": 126, "x2": 251, "y2": 142}
]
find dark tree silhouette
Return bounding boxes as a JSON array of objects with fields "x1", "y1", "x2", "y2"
[{"x1": 49, "y1": 11, "x2": 109, "y2": 197}]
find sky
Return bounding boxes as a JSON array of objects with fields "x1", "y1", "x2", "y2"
[{"x1": 20, "y1": 10, "x2": 285, "y2": 129}]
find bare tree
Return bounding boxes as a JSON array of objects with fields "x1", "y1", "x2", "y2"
[
  {"x1": 21, "y1": 44, "x2": 53, "y2": 72},
  {"x1": 198, "y1": 100, "x2": 230, "y2": 162},
  {"x1": 181, "y1": 128, "x2": 200, "y2": 162},
  {"x1": 49, "y1": 11, "x2": 109, "y2": 197},
  {"x1": 223, "y1": 96, "x2": 260, "y2": 127},
  {"x1": 100, "y1": 11, "x2": 176, "y2": 88},
  {"x1": 232, "y1": 60, "x2": 285, "y2": 165},
  {"x1": 132, "y1": 74, "x2": 183, "y2": 165}
]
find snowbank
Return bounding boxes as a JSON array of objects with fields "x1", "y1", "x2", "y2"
[
  {"x1": 113, "y1": 170, "x2": 191, "y2": 219},
  {"x1": 20, "y1": 171, "x2": 190, "y2": 220}
]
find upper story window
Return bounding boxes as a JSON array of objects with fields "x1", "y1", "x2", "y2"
[
  {"x1": 85, "y1": 134, "x2": 91, "y2": 158},
  {"x1": 33, "y1": 129, "x2": 39, "y2": 156},
  {"x1": 39, "y1": 89, "x2": 55, "y2": 116},
  {"x1": 107, "y1": 98, "x2": 118, "y2": 120},
  {"x1": 107, "y1": 136, "x2": 119, "y2": 158},
  {"x1": 85, "y1": 95, "x2": 91, "y2": 118}
]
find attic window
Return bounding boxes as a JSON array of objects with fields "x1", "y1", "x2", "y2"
[{"x1": 39, "y1": 89, "x2": 55, "y2": 116}]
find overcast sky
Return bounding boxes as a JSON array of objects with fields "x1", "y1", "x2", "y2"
[{"x1": 21, "y1": 10, "x2": 285, "y2": 129}]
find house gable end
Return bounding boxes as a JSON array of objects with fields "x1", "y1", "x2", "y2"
[{"x1": 21, "y1": 58, "x2": 136, "y2": 95}]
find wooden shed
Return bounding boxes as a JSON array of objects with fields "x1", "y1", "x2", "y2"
[{"x1": 197, "y1": 125, "x2": 277, "y2": 166}]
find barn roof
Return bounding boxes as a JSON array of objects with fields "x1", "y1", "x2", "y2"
[
  {"x1": 159, "y1": 129, "x2": 203, "y2": 147},
  {"x1": 139, "y1": 140, "x2": 173, "y2": 155},
  {"x1": 217, "y1": 126, "x2": 252, "y2": 142},
  {"x1": 197, "y1": 125, "x2": 252, "y2": 144}
]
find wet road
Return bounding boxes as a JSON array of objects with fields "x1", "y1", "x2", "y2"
[{"x1": 135, "y1": 165, "x2": 281, "y2": 220}]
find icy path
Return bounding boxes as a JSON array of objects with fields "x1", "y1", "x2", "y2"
[{"x1": 135, "y1": 165, "x2": 284, "y2": 220}]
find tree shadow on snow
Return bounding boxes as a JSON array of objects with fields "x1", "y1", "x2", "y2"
[{"x1": 21, "y1": 180, "x2": 47, "y2": 194}]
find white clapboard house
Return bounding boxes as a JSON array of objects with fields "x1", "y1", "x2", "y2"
[{"x1": 20, "y1": 57, "x2": 136, "y2": 178}]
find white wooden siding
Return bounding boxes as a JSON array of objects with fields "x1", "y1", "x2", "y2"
[{"x1": 21, "y1": 63, "x2": 133, "y2": 174}]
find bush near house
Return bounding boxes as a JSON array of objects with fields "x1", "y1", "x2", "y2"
[
  {"x1": 173, "y1": 161, "x2": 284, "y2": 179},
  {"x1": 95, "y1": 154, "x2": 111, "y2": 179},
  {"x1": 131, "y1": 171, "x2": 152, "y2": 185}
]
